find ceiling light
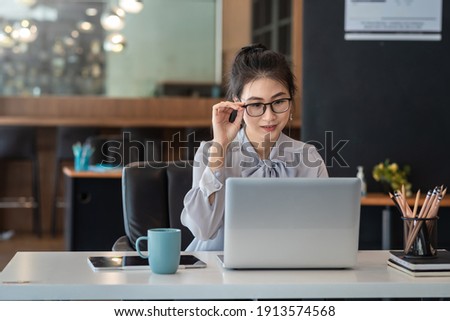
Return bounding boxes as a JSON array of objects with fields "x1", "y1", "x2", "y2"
[
  {"x1": 101, "y1": 7, "x2": 126, "y2": 31},
  {"x1": 103, "y1": 33, "x2": 126, "y2": 53},
  {"x1": 63, "y1": 36, "x2": 76, "y2": 47},
  {"x1": 119, "y1": 0, "x2": 144, "y2": 14},
  {"x1": 11, "y1": 20, "x2": 38, "y2": 43},
  {"x1": 0, "y1": 24, "x2": 15, "y2": 48},
  {"x1": 71, "y1": 30, "x2": 80, "y2": 38},
  {"x1": 77, "y1": 21, "x2": 95, "y2": 33},
  {"x1": 4, "y1": 24, "x2": 13, "y2": 34},
  {"x1": 86, "y1": 8, "x2": 98, "y2": 17}
]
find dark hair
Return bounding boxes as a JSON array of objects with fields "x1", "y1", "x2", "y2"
[{"x1": 226, "y1": 44, "x2": 297, "y2": 100}]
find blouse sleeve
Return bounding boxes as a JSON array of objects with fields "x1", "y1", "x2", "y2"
[{"x1": 180, "y1": 142, "x2": 226, "y2": 241}]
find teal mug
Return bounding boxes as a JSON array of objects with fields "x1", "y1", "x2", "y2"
[{"x1": 135, "y1": 228, "x2": 181, "y2": 274}]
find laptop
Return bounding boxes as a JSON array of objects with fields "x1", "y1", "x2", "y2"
[{"x1": 221, "y1": 177, "x2": 361, "y2": 269}]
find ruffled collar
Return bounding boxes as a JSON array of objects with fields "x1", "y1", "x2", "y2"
[{"x1": 237, "y1": 128, "x2": 296, "y2": 178}]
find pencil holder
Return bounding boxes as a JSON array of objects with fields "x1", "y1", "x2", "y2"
[
  {"x1": 402, "y1": 217, "x2": 438, "y2": 258},
  {"x1": 73, "y1": 142, "x2": 93, "y2": 172},
  {"x1": 74, "y1": 153, "x2": 89, "y2": 171}
]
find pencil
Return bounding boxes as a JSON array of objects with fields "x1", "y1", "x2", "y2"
[
  {"x1": 427, "y1": 187, "x2": 446, "y2": 219},
  {"x1": 423, "y1": 187, "x2": 440, "y2": 218},
  {"x1": 402, "y1": 185, "x2": 407, "y2": 215},
  {"x1": 412, "y1": 189, "x2": 420, "y2": 218},
  {"x1": 416, "y1": 189, "x2": 432, "y2": 219},
  {"x1": 396, "y1": 189, "x2": 414, "y2": 218},
  {"x1": 389, "y1": 192, "x2": 404, "y2": 217}
]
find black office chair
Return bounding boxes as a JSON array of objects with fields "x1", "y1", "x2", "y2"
[
  {"x1": 51, "y1": 127, "x2": 99, "y2": 236},
  {"x1": 112, "y1": 161, "x2": 193, "y2": 251},
  {"x1": 113, "y1": 162, "x2": 169, "y2": 251},
  {"x1": 167, "y1": 162, "x2": 194, "y2": 248},
  {"x1": 0, "y1": 126, "x2": 41, "y2": 236}
]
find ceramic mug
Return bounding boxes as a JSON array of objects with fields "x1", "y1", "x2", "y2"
[{"x1": 135, "y1": 228, "x2": 181, "y2": 274}]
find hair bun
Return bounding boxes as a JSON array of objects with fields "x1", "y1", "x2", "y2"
[{"x1": 239, "y1": 43, "x2": 267, "y2": 54}]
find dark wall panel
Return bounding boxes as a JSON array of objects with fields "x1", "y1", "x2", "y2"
[
  {"x1": 302, "y1": 0, "x2": 450, "y2": 192},
  {"x1": 302, "y1": 0, "x2": 450, "y2": 249}
]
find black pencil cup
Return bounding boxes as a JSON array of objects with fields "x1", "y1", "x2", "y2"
[{"x1": 402, "y1": 217, "x2": 438, "y2": 258}]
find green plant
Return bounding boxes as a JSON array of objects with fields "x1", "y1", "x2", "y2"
[{"x1": 372, "y1": 159, "x2": 412, "y2": 196}]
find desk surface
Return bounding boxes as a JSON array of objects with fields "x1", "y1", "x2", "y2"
[{"x1": 1, "y1": 251, "x2": 450, "y2": 300}]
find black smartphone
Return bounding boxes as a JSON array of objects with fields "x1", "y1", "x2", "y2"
[
  {"x1": 229, "y1": 110, "x2": 238, "y2": 123},
  {"x1": 88, "y1": 254, "x2": 207, "y2": 271}
]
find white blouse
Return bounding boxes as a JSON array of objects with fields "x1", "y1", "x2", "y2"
[{"x1": 180, "y1": 128, "x2": 328, "y2": 251}]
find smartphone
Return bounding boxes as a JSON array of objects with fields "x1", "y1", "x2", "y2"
[
  {"x1": 229, "y1": 110, "x2": 238, "y2": 123},
  {"x1": 87, "y1": 254, "x2": 207, "y2": 271}
]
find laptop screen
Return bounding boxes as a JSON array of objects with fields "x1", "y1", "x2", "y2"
[{"x1": 223, "y1": 177, "x2": 361, "y2": 269}]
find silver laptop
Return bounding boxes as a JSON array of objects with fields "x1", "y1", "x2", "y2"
[{"x1": 222, "y1": 177, "x2": 361, "y2": 269}]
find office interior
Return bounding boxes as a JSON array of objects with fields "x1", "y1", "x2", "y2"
[{"x1": 1, "y1": 0, "x2": 450, "y2": 269}]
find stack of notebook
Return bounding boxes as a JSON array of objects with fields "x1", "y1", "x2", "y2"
[{"x1": 388, "y1": 250, "x2": 450, "y2": 277}]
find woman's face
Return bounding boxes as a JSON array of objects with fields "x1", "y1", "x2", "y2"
[{"x1": 240, "y1": 77, "x2": 291, "y2": 145}]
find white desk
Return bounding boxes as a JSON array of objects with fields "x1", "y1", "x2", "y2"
[{"x1": 1, "y1": 251, "x2": 450, "y2": 300}]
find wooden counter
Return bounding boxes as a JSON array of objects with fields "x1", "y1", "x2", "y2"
[
  {"x1": 0, "y1": 96, "x2": 302, "y2": 128},
  {"x1": 62, "y1": 166, "x2": 122, "y2": 179},
  {"x1": 361, "y1": 193, "x2": 450, "y2": 207}
]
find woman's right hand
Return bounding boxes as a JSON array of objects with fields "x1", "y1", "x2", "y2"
[{"x1": 211, "y1": 101, "x2": 245, "y2": 147}]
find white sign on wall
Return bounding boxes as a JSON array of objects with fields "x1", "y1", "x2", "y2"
[{"x1": 345, "y1": 0, "x2": 443, "y2": 41}]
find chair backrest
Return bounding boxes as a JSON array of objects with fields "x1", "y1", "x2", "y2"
[
  {"x1": 0, "y1": 127, "x2": 37, "y2": 159},
  {"x1": 121, "y1": 161, "x2": 194, "y2": 250},
  {"x1": 167, "y1": 162, "x2": 194, "y2": 249},
  {"x1": 122, "y1": 162, "x2": 169, "y2": 250}
]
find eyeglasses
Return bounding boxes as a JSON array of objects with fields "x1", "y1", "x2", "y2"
[{"x1": 242, "y1": 98, "x2": 292, "y2": 117}]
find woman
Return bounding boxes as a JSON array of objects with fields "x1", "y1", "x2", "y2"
[{"x1": 181, "y1": 44, "x2": 328, "y2": 251}]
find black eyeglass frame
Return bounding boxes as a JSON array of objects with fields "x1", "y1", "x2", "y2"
[{"x1": 241, "y1": 98, "x2": 292, "y2": 117}]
